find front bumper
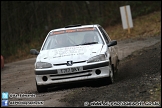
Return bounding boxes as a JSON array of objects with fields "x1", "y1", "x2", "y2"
[{"x1": 35, "y1": 61, "x2": 110, "y2": 86}]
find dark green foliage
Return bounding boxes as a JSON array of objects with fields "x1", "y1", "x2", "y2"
[{"x1": 1, "y1": 1, "x2": 161, "y2": 59}]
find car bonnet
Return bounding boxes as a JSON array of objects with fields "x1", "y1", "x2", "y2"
[{"x1": 36, "y1": 44, "x2": 103, "y2": 63}]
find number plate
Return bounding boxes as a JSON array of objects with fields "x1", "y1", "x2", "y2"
[{"x1": 57, "y1": 67, "x2": 83, "y2": 74}]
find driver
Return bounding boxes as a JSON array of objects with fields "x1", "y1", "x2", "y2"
[{"x1": 83, "y1": 33, "x2": 95, "y2": 43}]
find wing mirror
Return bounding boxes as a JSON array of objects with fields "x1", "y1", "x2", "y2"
[
  {"x1": 30, "y1": 49, "x2": 39, "y2": 55},
  {"x1": 108, "y1": 40, "x2": 117, "y2": 47}
]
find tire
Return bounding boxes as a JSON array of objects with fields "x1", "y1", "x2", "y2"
[
  {"x1": 107, "y1": 62, "x2": 114, "y2": 84},
  {"x1": 36, "y1": 81, "x2": 48, "y2": 93}
]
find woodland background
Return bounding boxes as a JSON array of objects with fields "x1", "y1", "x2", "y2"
[{"x1": 1, "y1": 1, "x2": 161, "y2": 62}]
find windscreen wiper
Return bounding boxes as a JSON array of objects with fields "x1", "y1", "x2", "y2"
[{"x1": 75, "y1": 42, "x2": 98, "y2": 46}]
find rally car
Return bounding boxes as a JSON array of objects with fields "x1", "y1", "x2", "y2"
[{"x1": 30, "y1": 24, "x2": 119, "y2": 93}]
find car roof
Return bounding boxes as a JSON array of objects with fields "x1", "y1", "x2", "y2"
[{"x1": 50, "y1": 24, "x2": 100, "y2": 32}]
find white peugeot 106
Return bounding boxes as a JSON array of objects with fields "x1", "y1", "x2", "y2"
[{"x1": 30, "y1": 24, "x2": 119, "y2": 93}]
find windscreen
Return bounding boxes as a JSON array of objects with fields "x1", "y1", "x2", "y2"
[{"x1": 42, "y1": 27, "x2": 104, "y2": 50}]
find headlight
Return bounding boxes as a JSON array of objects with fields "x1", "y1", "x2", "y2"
[
  {"x1": 36, "y1": 62, "x2": 52, "y2": 69},
  {"x1": 87, "y1": 54, "x2": 106, "y2": 63}
]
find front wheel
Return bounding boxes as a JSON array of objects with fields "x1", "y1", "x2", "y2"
[
  {"x1": 108, "y1": 62, "x2": 114, "y2": 84},
  {"x1": 36, "y1": 81, "x2": 48, "y2": 93}
]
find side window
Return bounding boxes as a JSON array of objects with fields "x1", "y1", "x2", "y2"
[
  {"x1": 98, "y1": 26, "x2": 109, "y2": 44},
  {"x1": 102, "y1": 27, "x2": 111, "y2": 42}
]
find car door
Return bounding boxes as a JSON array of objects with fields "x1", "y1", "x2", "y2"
[{"x1": 98, "y1": 26, "x2": 118, "y2": 70}]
